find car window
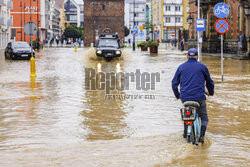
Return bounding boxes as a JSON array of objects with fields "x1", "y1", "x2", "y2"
[
  {"x1": 12, "y1": 42, "x2": 30, "y2": 48},
  {"x1": 98, "y1": 39, "x2": 119, "y2": 48}
]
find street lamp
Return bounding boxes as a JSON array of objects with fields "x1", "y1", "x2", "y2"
[
  {"x1": 187, "y1": 13, "x2": 193, "y2": 25},
  {"x1": 172, "y1": 1, "x2": 177, "y2": 47},
  {"x1": 243, "y1": 2, "x2": 250, "y2": 16},
  {"x1": 133, "y1": 0, "x2": 135, "y2": 51}
]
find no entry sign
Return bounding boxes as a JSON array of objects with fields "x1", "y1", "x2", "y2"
[
  {"x1": 215, "y1": 19, "x2": 230, "y2": 34},
  {"x1": 171, "y1": 32, "x2": 175, "y2": 37}
]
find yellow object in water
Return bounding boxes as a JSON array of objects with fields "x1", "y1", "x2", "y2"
[
  {"x1": 74, "y1": 47, "x2": 78, "y2": 52},
  {"x1": 30, "y1": 56, "x2": 37, "y2": 78}
]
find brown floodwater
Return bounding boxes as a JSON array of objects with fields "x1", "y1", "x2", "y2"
[{"x1": 0, "y1": 48, "x2": 249, "y2": 166}]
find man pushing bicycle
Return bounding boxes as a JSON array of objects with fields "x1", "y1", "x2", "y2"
[{"x1": 171, "y1": 48, "x2": 214, "y2": 144}]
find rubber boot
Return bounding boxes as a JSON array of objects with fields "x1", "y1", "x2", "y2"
[
  {"x1": 183, "y1": 123, "x2": 187, "y2": 138},
  {"x1": 199, "y1": 125, "x2": 207, "y2": 144}
]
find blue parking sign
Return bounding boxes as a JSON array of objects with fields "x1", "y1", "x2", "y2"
[
  {"x1": 196, "y1": 19, "x2": 205, "y2": 31},
  {"x1": 214, "y1": 3, "x2": 229, "y2": 18}
]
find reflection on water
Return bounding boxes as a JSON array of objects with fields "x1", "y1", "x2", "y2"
[
  {"x1": 0, "y1": 48, "x2": 249, "y2": 166},
  {"x1": 82, "y1": 60, "x2": 128, "y2": 140}
]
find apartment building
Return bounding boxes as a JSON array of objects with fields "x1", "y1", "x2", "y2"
[
  {"x1": 0, "y1": 0, "x2": 13, "y2": 48},
  {"x1": 64, "y1": 0, "x2": 80, "y2": 27},
  {"x1": 163, "y1": 0, "x2": 183, "y2": 42},
  {"x1": 125, "y1": 0, "x2": 147, "y2": 43}
]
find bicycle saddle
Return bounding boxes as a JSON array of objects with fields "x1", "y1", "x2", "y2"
[{"x1": 183, "y1": 101, "x2": 200, "y2": 108}]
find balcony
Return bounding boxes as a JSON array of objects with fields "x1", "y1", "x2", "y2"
[
  {"x1": 197, "y1": 0, "x2": 224, "y2": 6},
  {"x1": 0, "y1": 17, "x2": 6, "y2": 26},
  {"x1": 7, "y1": 0, "x2": 13, "y2": 9},
  {"x1": 0, "y1": 0, "x2": 6, "y2": 6},
  {"x1": 129, "y1": 8, "x2": 145, "y2": 13},
  {"x1": 7, "y1": 18, "x2": 12, "y2": 26}
]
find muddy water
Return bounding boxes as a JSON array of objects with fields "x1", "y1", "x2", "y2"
[{"x1": 0, "y1": 48, "x2": 249, "y2": 166}]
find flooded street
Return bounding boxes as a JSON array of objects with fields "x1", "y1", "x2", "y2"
[{"x1": 0, "y1": 48, "x2": 249, "y2": 166}]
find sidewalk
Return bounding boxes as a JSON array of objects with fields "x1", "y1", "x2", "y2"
[
  {"x1": 203, "y1": 52, "x2": 249, "y2": 60},
  {"x1": 158, "y1": 43, "x2": 249, "y2": 60}
]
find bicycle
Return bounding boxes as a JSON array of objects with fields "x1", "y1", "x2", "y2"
[
  {"x1": 215, "y1": 6, "x2": 229, "y2": 16},
  {"x1": 180, "y1": 101, "x2": 201, "y2": 145}
]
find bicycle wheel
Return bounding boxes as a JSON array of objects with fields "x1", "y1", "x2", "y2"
[
  {"x1": 192, "y1": 126, "x2": 198, "y2": 145},
  {"x1": 186, "y1": 125, "x2": 195, "y2": 143}
]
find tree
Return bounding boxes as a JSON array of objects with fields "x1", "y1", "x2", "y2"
[
  {"x1": 124, "y1": 26, "x2": 130, "y2": 37},
  {"x1": 63, "y1": 25, "x2": 84, "y2": 39}
]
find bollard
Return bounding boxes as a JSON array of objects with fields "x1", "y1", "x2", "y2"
[
  {"x1": 74, "y1": 47, "x2": 77, "y2": 52},
  {"x1": 30, "y1": 56, "x2": 37, "y2": 78}
]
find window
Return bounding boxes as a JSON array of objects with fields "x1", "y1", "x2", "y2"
[
  {"x1": 69, "y1": 15, "x2": 77, "y2": 21},
  {"x1": 165, "y1": 6, "x2": 171, "y2": 11},
  {"x1": 175, "y1": 6, "x2": 181, "y2": 11},
  {"x1": 134, "y1": 13, "x2": 139, "y2": 17},
  {"x1": 175, "y1": 17, "x2": 181, "y2": 23},
  {"x1": 165, "y1": 17, "x2": 171, "y2": 23}
]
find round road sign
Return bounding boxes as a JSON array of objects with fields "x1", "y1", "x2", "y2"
[
  {"x1": 24, "y1": 22, "x2": 38, "y2": 35},
  {"x1": 215, "y1": 19, "x2": 230, "y2": 34},
  {"x1": 171, "y1": 32, "x2": 175, "y2": 37},
  {"x1": 73, "y1": 42, "x2": 79, "y2": 48},
  {"x1": 214, "y1": 3, "x2": 230, "y2": 18}
]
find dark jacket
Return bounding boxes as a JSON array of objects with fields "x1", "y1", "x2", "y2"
[{"x1": 172, "y1": 58, "x2": 214, "y2": 101}]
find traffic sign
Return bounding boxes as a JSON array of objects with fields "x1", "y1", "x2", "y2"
[
  {"x1": 215, "y1": 19, "x2": 230, "y2": 34},
  {"x1": 133, "y1": 31, "x2": 138, "y2": 37},
  {"x1": 139, "y1": 31, "x2": 144, "y2": 37},
  {"x1": 24, "y1": 22, "x2": 38, "y2": 35},
  {"x1": 139, "y1": 26, "x2": 144, "y2": 31},
  {"x1": 132, "y1": 26, "x2": 138, "y2": 37},
  {"x1": 171, "y1": 32, "x2": 175, "y2": 37},
  {"x1": 214, "y1": 3, "x2": 229, "y2": 18},
  {"x1": 73, "y1": 42, "x2": 79, "y2": 48},
  {"x1": 196, "y1": 19, "x2": 205, "y2": 31}
]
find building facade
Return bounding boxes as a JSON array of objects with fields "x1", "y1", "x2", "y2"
[
  {"x1": 64, "y1": 0, "x2": 80, "y2": 27},
  {"x1": 0, "y1": 0, "x2": 13, "y2": 48},
  {"x1": 124, "y1": 0, "x2": 147, "y2": 43},
  {"x1": 10, "y1": 0, "x2": 64, "y2": 45},
  {"x1": 10, "y1": 0, "x2": 45, "y2": 45},
  {"x1": 152, "y1": 0, "x2": 161, "y2": 40},
  {"x1": 188, "y1": 0, "x2": 248, "y2": 56},
  {"x1": 80, "y1": 3, "x2": 84, "y2": 27},
  {"x1": 163, "y1": 0, "x2": 183, "y2": 42},
  {"x1": 84, "y1": 0, "x2": 125, "y2": 46}
]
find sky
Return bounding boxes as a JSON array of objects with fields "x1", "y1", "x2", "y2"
[{"x1": 75, "y1": 0, "x2": 83, "y2": 4}]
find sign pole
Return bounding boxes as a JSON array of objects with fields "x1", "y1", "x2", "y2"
[
  {"x1": 30, "y1": 22, "x2": 33, "y2": 57},
  {"x1": 221, "y1": 34, "x2": 223, "y2": 82},
  {"x1": 197, "y1": 0, "x2": 202, "y2": 62}
]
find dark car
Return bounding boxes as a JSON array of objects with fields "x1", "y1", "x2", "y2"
[
  {"x1": 96, "y1": 34, "x2": 122, "y2": 61},
  {"x1": 5, "y1": 42, "x2": 35, "y2": 60}
]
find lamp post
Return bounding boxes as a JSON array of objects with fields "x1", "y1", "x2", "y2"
[
  {"x1": 187, "y1": 13, "x2": 193, "y2": 40},
  {"x1": 197, "y1": 0, "x2": 202, "y2": 62},
  {"x1": 37, "y1": 0, "x2": 39, "y2": 50},
  {"x1": 133, "y1": 0, "x2": 135, "y2": 51},
  {"x1": 172, "y1": 1, "x2": 177, "y2": 48},
  {"x1": 243, "y1": 1, "x2": 250, "y2": 57},
  {"x1": 187, "y1": 13, "x2": 193, "y2": 25}
]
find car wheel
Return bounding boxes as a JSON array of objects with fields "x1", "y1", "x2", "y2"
[{"x1": 10, "y1": 53, "x2": 15, "y2": 60}]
